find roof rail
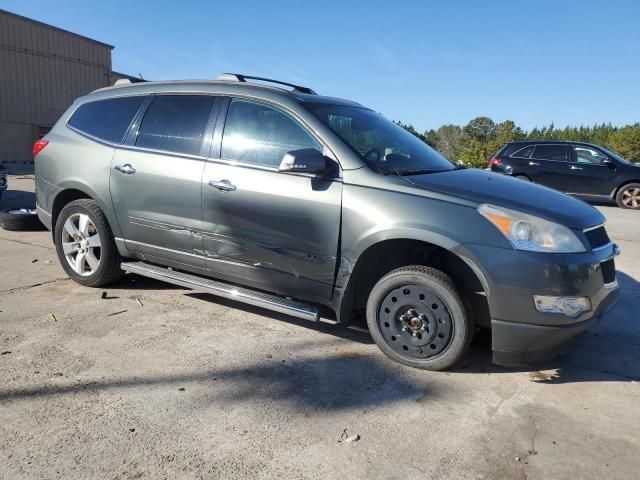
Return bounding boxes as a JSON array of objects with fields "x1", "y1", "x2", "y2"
[{"x1": 216, "y1": 73, "x2": 317, "y2": 95}]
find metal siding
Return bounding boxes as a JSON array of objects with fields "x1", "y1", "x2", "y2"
[{"x1": 0, "y1": 10, "x2": 114, "y2": 161}]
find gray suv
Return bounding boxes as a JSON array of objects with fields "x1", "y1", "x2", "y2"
[{"x1": 34, "y1": 74, "x2": 620, "y2": 370}]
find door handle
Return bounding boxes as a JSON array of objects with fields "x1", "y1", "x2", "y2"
[
  {"x1": 115, "y1": 164, "x2": 136, "y2": 175},
  {"x1": 208, "y1": 179, "x2": 237, "y2": 192},
  {"x1": 570, "y1": 165, "x2": 583, "y2": 171},
  {"x1": 529, "y1": 161, "x2": 539, "y2": 166}
]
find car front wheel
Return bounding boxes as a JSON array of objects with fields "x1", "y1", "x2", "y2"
[
  {"x1": 366, "y1": 265, "x2": 474, "y2": 371},
  {"x1": 54, "y1": 199, "x2": 123, "y2": 287}
]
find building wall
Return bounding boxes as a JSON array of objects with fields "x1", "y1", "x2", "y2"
[{"x1": 0, "y1": 10, "x2": 114, "y2": 162}]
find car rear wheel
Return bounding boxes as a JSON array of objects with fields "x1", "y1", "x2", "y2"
[
  {"x1": 54, "y1": 199, "x2": 123, "y2": 287},
  {"x1": 616, "y1": 183, "x2": 640, "y2": 209},
  {"x1": 366, "y1": 265, "x2": 474, "y2": 371}
]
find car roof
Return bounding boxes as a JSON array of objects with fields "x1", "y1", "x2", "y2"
[
  {"x1": 88, "y1": 79, "x2": 365, "y2": 109},
  {"x1": 507, "y1": 140, "x2": 603, "y2": 148}
]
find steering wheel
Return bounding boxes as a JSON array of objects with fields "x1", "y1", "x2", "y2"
[{"x1": 363, "y1": 148, "x2": 383, "y2": 162}]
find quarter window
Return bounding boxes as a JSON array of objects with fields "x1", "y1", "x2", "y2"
[
  {"x1": 532, "y1": 145, "x2": 567, "y2": 161},
  {"x1": 573, "y1": 146, "x2": 608, "y2": 164},
  {"x1": 68, "y1": 96, "x2": 146, "y2": 143},
  {"x1": 511, "y1": 145, "x2": 534, "y2": 158},
  {"x1": 136, "y1": 95, "x2": 215, "y2": 156},
  {"x1": 221, "y1": 99, "x2": 321, "y2": 167}
]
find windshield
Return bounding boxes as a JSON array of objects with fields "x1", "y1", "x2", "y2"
[
  {"x1": 599, "y1": 146, "x2": 629, "y2": 164},
  {"x1": 305, "y1": 104, "x2": 455, "y2": 175}
]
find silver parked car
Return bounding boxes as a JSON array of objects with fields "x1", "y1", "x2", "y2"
[{"x1": 34, "y1": 74, "x2": 619, "y2": 370}]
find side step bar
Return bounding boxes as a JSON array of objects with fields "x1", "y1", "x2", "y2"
[{"x1": 121, "y1": 261, "x2": 319, "y2": 322}]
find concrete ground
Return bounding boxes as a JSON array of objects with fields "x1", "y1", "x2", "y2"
[{"x1": 1, "y1": 174, "x2": 638, "y2": 480}]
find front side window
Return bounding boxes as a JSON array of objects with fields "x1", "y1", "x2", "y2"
[
  {"x1": 68, "y1": 96, "x2": 146, "y2": 143},
  {"x1": 573, "y1": 146, "x2": 608, "y2": 164},
  {"x1": 221, "y1": 99, "x2": 321, "y2": 167},
  {"x1": 305, "y1": 103, "x2": 454, "y2": 175},
  {"x1": 136, "y1": 95, "x2": 215, "y2": 156},
  {"x1": 532, "y1": 145, "x2": 567, "y2": 161}
]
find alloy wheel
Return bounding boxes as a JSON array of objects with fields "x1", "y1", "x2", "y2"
[
  {"x1": 61, "y1": 213, "x2": 102, "y2": 276},
  {"x1": 621, "y1": 187, "x2": 640, "y2": 209}
]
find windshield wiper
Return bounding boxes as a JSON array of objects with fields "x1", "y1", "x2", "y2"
[{"x1": 397, "y1": 168, "x2": 451, "y2": 176}]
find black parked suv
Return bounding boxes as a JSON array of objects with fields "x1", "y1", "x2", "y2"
[{"x1": 489, "y1": 141, "x2": 640, "y2": 209}]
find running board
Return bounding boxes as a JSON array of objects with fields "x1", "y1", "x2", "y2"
[{"x1": 121, "y1": 261, "x2": 319, "y2": 322}]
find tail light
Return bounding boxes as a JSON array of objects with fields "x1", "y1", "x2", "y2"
[
  {"x1": 33, "y1": 139, "x2": 49, "y2": 157},
  {"x1": 488, "y1": 157, "x2": 502, "y2": 168}
]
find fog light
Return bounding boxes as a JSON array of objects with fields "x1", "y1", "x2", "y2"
[{"x1": 533, "y1": 295, "x2": 591, "y2": 318}]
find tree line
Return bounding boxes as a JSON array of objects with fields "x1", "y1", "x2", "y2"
[{"x1": 397, "y1": 118, "x2": 640, "y2": 168}]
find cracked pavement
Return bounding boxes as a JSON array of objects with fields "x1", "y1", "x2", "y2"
[{"x1": 1, "y1": 175, "x2": 639, "y2": 479}]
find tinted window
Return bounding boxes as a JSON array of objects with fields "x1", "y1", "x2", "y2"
[
  {"x1": 511, "y1": 145, "x2": 534, "y2": 158},
  {"x1": 573, "y1": 146, "x2": 608, "y2": 164},
  {"x1": 305, "y1": 103, "x2": 454, "y2": 175},
  {"x1": 533, "y1": 145, "x2": 567, "y2": 161},
  {"x1": 221, "y1": 99, "x2": 321, "y2": 167},
  {"x1": 68, "y1": 96, "x2": 145, "y2": 143},
  {"x1": 136, "y1": 95, "x2": 215, "y2": 156}
]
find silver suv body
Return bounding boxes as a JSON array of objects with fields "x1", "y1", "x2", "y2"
[{"x1": 34, "y1": 74, "x2": 620, "y2": 370}]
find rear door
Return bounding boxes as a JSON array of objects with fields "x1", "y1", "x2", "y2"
[
  {"x1": 201, "y1": 97, "x2": 342, "y2": 301},
  {"x1": 110, "y1": 94, "x2": 218, "y2": 269},
  {"x1": 566, "y1": 145, "x2": 617, "y2": 195},
  {"x1": 529, "y1": 144, "x2": 571, "y2": 191}
]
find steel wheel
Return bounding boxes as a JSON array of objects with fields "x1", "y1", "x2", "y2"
[
  {"x1": 377, "y1": 284, "x2": 454, "y2": 359},
  {"x1": 61, "y1": 213, "x2": 102, "y2": 277},
  {"x1": 367, "y1": 265, "x2": 473, "y2": 370},
  {"x1": 621, "y1": 186, "x2": 640, "y2": 209}
]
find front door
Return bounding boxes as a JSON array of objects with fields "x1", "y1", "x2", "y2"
[
  {"x1": 566, "y1": 145, "x2": 618, "y2": 196},
  {"x1": 110, "y1": 94, "x2": 218, "y2": 269},
  {"x1": 201, "y1": 98, "x2": 342, "y2": 301},
  {"x1": 529, "y1": 144, "x2": 572, "y2": 192}
]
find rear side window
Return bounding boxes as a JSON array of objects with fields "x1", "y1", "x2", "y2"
[
  {"x1": 511, "y1": 145, "x2": 534, "y2": 158},
  {"x1": 221, "y1": 99, "x2": 321, "y2": 167},
  {"x1": 532, "y1": 145, "x2": 567, "y2": 161},
  {"x1": 136, "y1": 95, "x2": 215, "y2": 156},
  {"x1": 68, "y1": 96, "x2": 146, "y2": 143}
]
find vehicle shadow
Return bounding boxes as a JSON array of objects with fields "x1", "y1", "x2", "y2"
[
  {"x1": 0, "y1": 354, "x2": 436, "y2": 410},
  {"x1": 457, "y1": 270, "x2": 640, "y2": 382}
]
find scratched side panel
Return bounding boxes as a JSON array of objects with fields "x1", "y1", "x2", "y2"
[
  {"x1": 110, "y1": 148, "x2": 206, "y2": 268},
  {"x1": 201, "y1": 161, "x2": 342, "y2": 300}
]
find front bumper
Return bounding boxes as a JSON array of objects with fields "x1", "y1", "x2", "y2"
[
  {"x1": 455, "y1": 241, "x2": 620, "y2": 366},
  {"x1": 491, "y1": 285, "x2": 619, "y2": 366}
]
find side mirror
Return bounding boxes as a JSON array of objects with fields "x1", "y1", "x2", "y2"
[
  {"x1": 603, "y1": 159, "x2": 617, "y2": 170},
  {"x1": 279, "y1": 148, "x2": 329, "y2": 175}
]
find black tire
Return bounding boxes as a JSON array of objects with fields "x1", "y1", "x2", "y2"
[
  {"x1": 54, "y1": 199, "x2": 123, "y2": 287},
  {"x1": 366, "y1": 265, "x2": 473, "y2": 371},
  {"x1": 514, "y1": 175, "x2": 532, "y2": 182},
  {"x1": 615, "y1": 183, "x2": 640, "y2": 209},
  {"x1": 0, "y1": 209, "x2": 45, "y2": 231}
]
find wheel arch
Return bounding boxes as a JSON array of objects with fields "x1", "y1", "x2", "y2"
[
  {"x1": 51, "y1": 182, "x2": 120, "y2": 243},
  {"x1": 612, "y1": 179, "x2": 640, "y2": 199},
  {"x1": 336, "y1": 233, "x2": 490, "y2": 328}
]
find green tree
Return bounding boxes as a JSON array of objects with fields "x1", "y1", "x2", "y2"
[{"x1": 607, "y1": 124, "x2": 640, "y2": 162}]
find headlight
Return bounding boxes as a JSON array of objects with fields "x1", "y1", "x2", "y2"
[{"x1": 478, "y1": 204, "x2": 586, "y2": 253}]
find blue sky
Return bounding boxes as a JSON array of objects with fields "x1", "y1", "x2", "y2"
[{"x1": 2, "y1": 0, "x2": 639, "y2": 131}]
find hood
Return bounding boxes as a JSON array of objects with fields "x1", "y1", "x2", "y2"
[{"x1": 404, "y1": 168, "x2": 604, "y2": 230}]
